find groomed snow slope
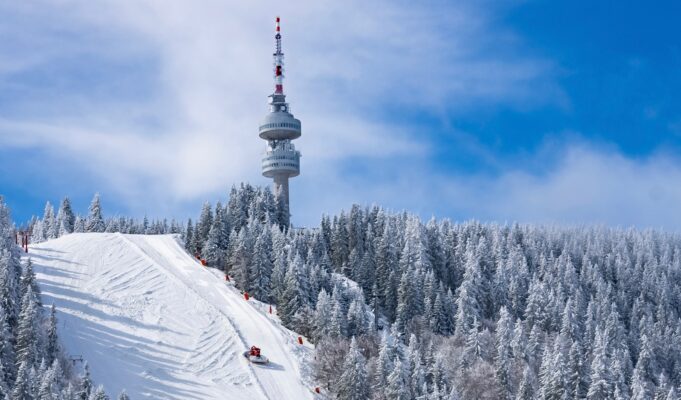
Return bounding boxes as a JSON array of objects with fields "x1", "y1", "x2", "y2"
[{"x1": 29, "y1": 233, "x2": 314, "y2": 400}]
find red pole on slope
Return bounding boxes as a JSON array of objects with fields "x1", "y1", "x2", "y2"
[
  {"x1": 269, "y1": 305, "x2": 272, "y2": 314},
  {"x1": 298, "y1": 336, "x2": 303, "y2": 345}
]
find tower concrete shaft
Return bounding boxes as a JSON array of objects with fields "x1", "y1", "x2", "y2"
[
  {"x1": 259, "y1": 17, "x2": 301, "y2": 227},
  {"x1": 273, "y1": 174, "x2": 290, "y2": 222}
]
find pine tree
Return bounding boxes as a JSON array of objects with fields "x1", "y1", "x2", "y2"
[
  {"x1": 117, "y1": 391, "x2": 130, "y2": 400},
  {"x1": 567, "y1": 340, "x2": 589, "y2": 399},
  {"x1": 63, "y1": 383, "x2": 77, "y2": 400},
  {"x1": 32, "y1": 220, "x2": 46, "y2": 243},
  {"x1": 524, "y1": 277, "x2": 549, "y2": 332},
  {"x1": 184, "y1": 219, "x2": 194, "y2": 253},
  {"x1": 43, "y1": 202, "x2": 58, "y2": 240},
  {"x1": 526, "y1": 318, "x2": 545, "y2": 373},
  {"x1": 77, "y1": 363, "x2": 93, "y2": 400},
  {"x1": 270, "y1": 242, "x2": 288, "y2": 306},
  {"x1": 74, "y1": 216, "x2": 86, "y2": 233},
  {"x1": 329, "y1": 299, "x2": 347, "y2": 338},
  {"x1": 57, "y1": 197, "x2": 75, "y2": 236},
  {"x1": 587, "y1": 329, "x2": 613, "y2": 400},
  {"x1": 278, "y1": 253, "x2": 310, "y2": 330},
  {"x1": 510, "y1": 319, "x2": 527, "y2": 362},
  {"x1": 431, "y1": 289, "x2": 454, "y2": 336},
  {"x1": 86, "y1": 194, "x2": 105, "y2": 233},
  {"x1": 196, "y1": 202, "x2": 213, "y2": 251},
  {"x1": 545, "y1": 335, "x2": 569, "y2": 400},
  {"x1": 202, "y1": 223, "x2": 224, "y2": 269},
  {"x1": 330, "y1": 213, "x2": 350, "y2": 273},
  {"x1": 373, "y1": 331, "x2": 396, "y2": 396},
  {"x1": 12, "y1": 360, "x2": 32, "y2": 400},
  {"x1": 37, "y1": 365, "x2": 56, "y2": 400},
  {"x1": 358, "y1": 226, "x2": 376, "y2": 297},
  {"x1": 313, "y1": 290, "x2": 333, "y2": 341},
  {"x1": 89, "y1": 385, "x2": 109, "y2": 400},
  {"x1": 337, "y1": 337, "x2": 369, "y2": 400},
  {"x1": 21, "y1": 258, "x2": 41, "y2": 307},
  {"x1": 399, "y1": 217, "x2": 431, "y2": 273},
  {"x1": 38, "y1": 359, "x2": 65, "y2": 400},
  {"x1": 346, "y1": 298, "x2": 371, "y2": 337},
  {"x1": 0, "y1": 359, "x2": 8, "y2": 400},
  {"x1": 406, "y1": 334, "x2": 423, "y2": 398},
  {"x1": 104, "y1": 218, "x2": 119, "y2": 233},
  {"x1": 655, "y1": 373, "x2": 670, "y2": 400},
  {"x1": 463, "y1": 318, "x2": 486, "y2": 366},
  {"x1": 506, "y1": 245, "x2": 529, "y2": 318},
  {"x1": 250, "y1": 227, "x2": 273, "y2": 301},
  {"x1": 516, "y1": 364, "x2": 536, "y2": 400},
  {"x1": 46, "y1": 305, "x2": 59, "y2": 366},
  {"x1": 375, "y1": 220, "x2": 398, "y2": 317},
  {"x1": 230, "y1": 228, "x2": 253, "y2": 292},
  {"x1": 611, "y1": 349, "x2": 630, "y2": 400},
  {"x1": 395, "y1": 267, "x2": 420, "y2": 333},
  {"x1": 0, "y1": 304, "x2": 14, "y2": 386},
  {"x1": 455, "y1": 243, "x2": 483, "y2": 337},
  {"x1": 15, "y1": 286, "x2": 39, "y2": 367},
  {"x1": 386, "y1": 358, "x2": 411, "y2": 400},
  {"x1": 495, "y1": 307, "x2": 514, "y2": 399},
  {"x1": 631, "y1": 334, "x2": 656, "y2": 400}
]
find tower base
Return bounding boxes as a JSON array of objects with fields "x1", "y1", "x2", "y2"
[{"x1": 273, "y1": 174, "x2": 290, "y2": 227}]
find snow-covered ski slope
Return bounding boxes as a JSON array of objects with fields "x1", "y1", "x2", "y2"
[{"x1": 29, "y1": 233, "x2": 314, "y2": 400}]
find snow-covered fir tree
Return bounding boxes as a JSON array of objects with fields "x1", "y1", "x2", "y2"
[
  {"x1": 0, "y1": 196, "x2": 113, "y2": 398},
  {"x1": 57, "y1": 197, "x2": 75, "y2": 236},
  {"x1": 18, "y1": 182, "x2": 681, "y2": 399},
  {"x1": 86, "y1": 194, "x2": 105, "y2": 233},
  {"x1": 337, "y1": 337, "x2": 369, "y2": 400},
  {"x1": 181, "y1": 185, "x2": 681, "y2": 399}
]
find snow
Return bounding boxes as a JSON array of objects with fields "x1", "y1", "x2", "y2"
[{"x1": 28, "y1": 233, "x2": 315, "y2": 400}]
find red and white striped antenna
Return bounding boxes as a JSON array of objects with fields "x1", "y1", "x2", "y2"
[{"x1": 274, "y1": 16, "x2": 284, "y2": 94}]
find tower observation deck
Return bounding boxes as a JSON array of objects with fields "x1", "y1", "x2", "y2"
[{"x1": 260, "y1": 17, "x2": 301, "y2": 227}]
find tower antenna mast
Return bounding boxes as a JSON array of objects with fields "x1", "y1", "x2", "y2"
[{"x1": 258, "y1": 17, "x2": 302, "y2": 228}]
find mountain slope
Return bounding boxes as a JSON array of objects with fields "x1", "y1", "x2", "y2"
[{"x1": 28, "y1": 233, "x2": 314, "y2": 400}]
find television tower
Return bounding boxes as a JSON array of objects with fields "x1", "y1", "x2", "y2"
[{"x1": 259, "y1": 17, "x2": 301, "y2": 227}]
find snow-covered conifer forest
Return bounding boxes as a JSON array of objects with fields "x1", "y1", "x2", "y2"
[
  {"x1": 26, "y1": 185, "x2": 681, "y2": 399},
  {"x1": 0, "y1": 196, "x2": 129, "y2": 399}
]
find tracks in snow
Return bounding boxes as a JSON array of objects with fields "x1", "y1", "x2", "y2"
[{"x1": 30, "y1": 233, "x2": 313, "y2": 400}]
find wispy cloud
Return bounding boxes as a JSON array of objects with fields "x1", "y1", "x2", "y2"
[
  {"x1": 302, "y1": 144, "x2": 681, "y2": 231},
  {"x1": 0, "y1": 0, "x2": 562, "y2": 221}
]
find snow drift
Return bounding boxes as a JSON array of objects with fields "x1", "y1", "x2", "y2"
[{"x1": 28, "y1": 233, "x2": 314, "y2": 400}]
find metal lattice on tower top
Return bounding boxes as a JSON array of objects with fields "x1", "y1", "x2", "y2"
[{"x1": 259, "y1": 17, "x2": 301, "y2": 227}]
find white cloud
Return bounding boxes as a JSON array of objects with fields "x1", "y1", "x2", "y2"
[
  {"x1": 0, "y1": 0, "x2": 561, "y2": 220},
  {"x1": 297, "y1": 145, "x2": 681, "y2": 230},
  {"x1": 478, "y1": 146, "x2": 681, "y2": 230}
]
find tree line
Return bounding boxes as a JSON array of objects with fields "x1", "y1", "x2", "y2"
[
  {"x1": 28, "y1": 185, "x2": 681, "y2": 399},
  {"x1": 1, "y1": 196, "x2": 131, "y2": 400}
]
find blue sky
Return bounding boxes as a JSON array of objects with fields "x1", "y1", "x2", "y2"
[{"x1": 1, "y1": 1, "x2": 680, "y2": 229}]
